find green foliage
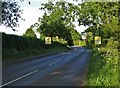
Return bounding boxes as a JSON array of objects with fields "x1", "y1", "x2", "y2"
[
  {"x1": 77, "y1": 2, "x2": 118, "y2": 27},
  {"x1": 2, "y1": 32, "x2": 44, "y2": 51},
  {"x1": 37, "y1": 1, "x2": 83, "y2": 45},
  {"x1": 71, "y1": 29, "x2": 81, "y2": 45},
  {"x1": 2, "y1": 33, "x2": 69, "y2": 61},
  {"x1": 79, "y1": 40, "x2": 86, "y2": 47},
  {"x1": 101, "y1": 17, "x2": 119, "y2": 40},
  {"x1": 81, "y1": 2, "x2": 119, "y2": 48},
  {"x1": 87, "y1": 39, "x2": 119, "y2": 86},
  {"x1": 23, "y1": 27, "x2": 37, "y2": 38},
  {"x1": 38, "y1": 1, "x2": 119, "y2": 46},
  {"x1": 0, "y1": 0, "x2": 23, "y2": 30},
  {"x1": 106, "y1": 37, "x2": 119, "y2": 49},
  {"x1": 85, "y1": 32, "x2": 94, "y2": 48},
  {"x1": 85, "y1": 17, "x2": 119, "y2": 49}
]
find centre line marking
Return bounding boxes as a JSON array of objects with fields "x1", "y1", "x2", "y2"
[
  {"x1": 1, "y1": 70, "x2": 38, "y2": 87},
  {"x1": 48, "y1": 59, "x2": 61, "y2": 66}
]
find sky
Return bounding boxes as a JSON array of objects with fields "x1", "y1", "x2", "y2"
[{"x1": 0, "y1": 0, "x2": 88, "y2": 37}]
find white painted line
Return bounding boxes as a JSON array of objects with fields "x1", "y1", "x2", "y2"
[
  {"x1": 61, "y1": 52, "x2": 67, "y2": 54},
  {"x1": 74, "y1": 49, "x2": 77, "y2": 51},
  {"x1": 0, "y1": 70, "x2": 38, "y2": 87},
  {"x1": 48, "y1": 59, "x2": 61, "y2": 66},
  {"x1": 62, "y1": 52, "x2": 71, "y2": 55}
]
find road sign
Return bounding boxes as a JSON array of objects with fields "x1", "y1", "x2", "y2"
[
  {"x1": 52, "y1": 36, "x2": 59, "y2": 41},
  {"x1": 81, "y1": 33, "x2": 87, "y2": 40},
  {"x1": 82, "y1": 35, "x2": 87, "y2": 40},
  {"x1": 56, "y1": 36, "x2": 59, "y2": 41},
  {"x1": 95, "y1": 36, "x2": 101, "y2": 44},
  {"x1": 52, "y1": 37, "x2": 56, "y2": 41},
  {"x1": 45, "y1": 37, "x2": 51, "y2": 44}
]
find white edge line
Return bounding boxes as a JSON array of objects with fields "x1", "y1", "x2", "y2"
[
  {"x1": 0, "y1": 70, "x2": 38, "y2": 87},
  {"x1": 48, "y1": 59, "x2": 61, "y2": 66},
  {"x1": 61, "y1": 52, "x2": 66, "y2": 54},
  {"x1": 62, "y1": 52, "x2": 72, "y2": 55}
]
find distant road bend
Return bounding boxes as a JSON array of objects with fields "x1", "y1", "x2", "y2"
[{"x1": 2, "y1": 47, "x2": 91, "y2": 86}]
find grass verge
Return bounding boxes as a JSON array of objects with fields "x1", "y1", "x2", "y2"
[
  {"x1": 87, "y1": 47, "x2": 119, "y2": 86},
  {"x1": 2, "y1": 46, "x2": 70, "y2": 61}
]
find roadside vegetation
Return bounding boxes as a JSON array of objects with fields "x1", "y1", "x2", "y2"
[
  {"x1": 2, "y1": 32, "x2": 70, "y2": 61},
  {"x1": 1, "y1": 0, "x2": 119, "y2": 86},
  {"x1": 84, "y1": 2, "x2": 119, "y2": 86},
  {"x1": 87, "y1": 40, "x2": 119, "y2": 86}
]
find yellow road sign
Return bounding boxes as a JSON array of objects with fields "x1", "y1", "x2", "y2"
[
  {"x1": 56, "y1": 36, "x2": 59, "y2": 41},
  {"x1": 52, "y1": 36, "x2": 59, "y2": 42},
  {"x1": 52, "y1": 37, "x2": 56, "y2": 41},
  {"x1": 45, "y1": 37, "x2": 51, "y2": 44},
  {"x1": 95, "y1": 36, "x2": 101, "y2": 44}
]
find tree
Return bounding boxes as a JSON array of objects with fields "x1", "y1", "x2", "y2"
[
  {"x1": 71, "y1": 29, "x2": 81, "y2": 45},
  {"x1": 0, "y1": 0, "x2": 23, "y2": 30},
  {"x1": 77, "y1": 2, "x2": 119, "y2": 47},
  {"x1": 36, "y1": 1, "x2": 79, "y2": 45},
  {"x1": 77, "y1": 2, "x2": 118, "y2": 26},
  {"x1": 35, "y1": 1, "x2": 119, "y2": 46},
  {"x1": 0, "y1": 1, "x2": 2, "y2": 19},
  {"x1": 23, "y1": 27, "x2": 36, "y2": 38}
]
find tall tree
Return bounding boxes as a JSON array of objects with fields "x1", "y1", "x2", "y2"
[
  {"x1": 23, "y1": 27, "x2": 36, "y2": 38},
  {"x1": 81, "y1": 2, "x2": 119, "y2": 47},
  {"x1": 0, "y1": 0, "x2": 23, "y2": 31},
  {"x1": 36, "y1": 1, "x2": 119, "y2": 46},
  {"x1": 37, "y1": 1, "x2": 79, "y2": 45}
]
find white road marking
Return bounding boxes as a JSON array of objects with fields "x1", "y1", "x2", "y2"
[
  {"x1": 48, "y1": 59, "x2": 61, "y2": 66},
  {"x1": 51, "y1": 72, "x2": 61, "y2": 75},
  {"x1": 0, "y1": 70, "x2": 38, "y2": 87},
  {"x1": 61, "y1": 52, "x2": 67, "y2": 54},
  {"x1": 62, "y1": 52, "x2": 71, "y2": 55},
  {"x1": 74, "y1": 49, "x2": 77, "y2": 51}
]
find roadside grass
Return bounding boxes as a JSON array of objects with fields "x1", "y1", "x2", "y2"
[
  {"x1": 2, "y1": 33, "x2": 71, "y2": 61},
  {"x1": 87, "y1": 47, "x2": 119, "y2": 86},
  {"x1": 2, "y1": 46, "x2": 69, "y2": 61}
]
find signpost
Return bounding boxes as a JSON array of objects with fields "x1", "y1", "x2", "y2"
[
  {"x1": 81, "y1": 32, "x2": 87, "y2": 43},
  {"x1": 82, "y1": 35, "x2": 87, "y2": 40},
  {"x1": 52, "y1": 37, "x2": 56, "y2": 41},
  {"x1": 45, "y1": 37, "x2": 51, "y2": 44},
  {"x1": 52, "y1": 36, "x2": 59, "y2": 42},
  {"x1": 95, "y1": 36, "x2": 101, "y2": 45},
  {"x1": 56, "y1": 36, "x2": 59, "y2": 42}
]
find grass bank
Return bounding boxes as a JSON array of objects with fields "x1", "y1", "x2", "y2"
[
  {"x1": 87, "y1": 46, "x2": 119, "y2": 86},
  {"x1": 2, "y1": 33, "x2": 70, "y2": 61},
  {"x1": 3, "y1": 46, "x2": 69, "y2": 61}
]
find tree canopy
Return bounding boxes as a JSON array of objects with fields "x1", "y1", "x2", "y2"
[
  {"x1": 23, "y1": 27, "x2": 37, "y2": 38},
  {"x1": 0, "y1": 0, "x2": 23, "y2": 31},
  {"x1": 35, "y1": 1, "x2": 81, "y2": 45},
  {"x1": 35, "y1": 1, "x2": 118, "y2": 46},
  {"x1": 2, "y1": 0, "x2": 118, "y2": 46}
]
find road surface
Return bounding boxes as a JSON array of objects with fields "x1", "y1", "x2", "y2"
[{"x1": 2, "y1": 47, "x2": 91, "y2": 87}]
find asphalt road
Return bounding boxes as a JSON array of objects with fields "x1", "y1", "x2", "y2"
[{"x1": 2, "y1": 47, "x2": 91, "y2": 87}]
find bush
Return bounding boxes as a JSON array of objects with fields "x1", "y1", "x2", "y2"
[
  {"x1": 87, "y1": 39, "x2": 119, "y2": 86},
  {"x1": 2, "y1": 33, "x2": 69, "y2": 61}
]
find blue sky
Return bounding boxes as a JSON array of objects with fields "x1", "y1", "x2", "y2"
[{"x1": 0, "y1": 0, "x2": 87, "y2": 37}]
